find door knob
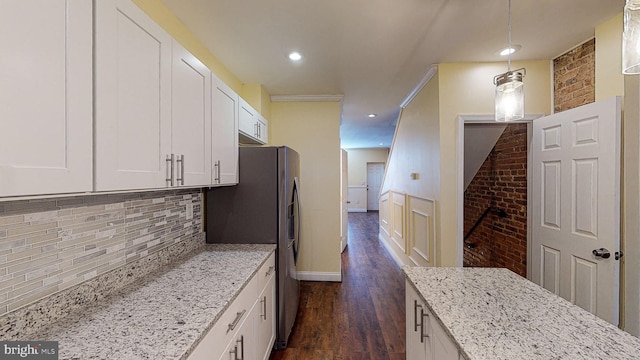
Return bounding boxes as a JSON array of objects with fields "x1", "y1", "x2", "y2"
[{"x1": 592, "y1": 248, "x2": 611, "y2": 259}]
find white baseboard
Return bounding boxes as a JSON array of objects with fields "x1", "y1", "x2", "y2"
[
  {"x1": 378, "y1": 232, "x2": 409, "y2": 268},
  {"x1": 348, "y1": 208, "x2": 367, "y2": 213},
  {"x1": 297, "y1": 271, "x2": 342, "y2": 282}
]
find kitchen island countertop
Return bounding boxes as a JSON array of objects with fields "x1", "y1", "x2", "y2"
[
  {"x1": 32, "y1": 243, "x2": 276, "y2": 360},
  {"x1": 403, "y1": 267, "x2": 640, "y2": 360}
]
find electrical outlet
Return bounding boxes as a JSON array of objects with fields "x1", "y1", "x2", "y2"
[{"x1": 186, "y1": 203, "x2": 193, "y2": 220}]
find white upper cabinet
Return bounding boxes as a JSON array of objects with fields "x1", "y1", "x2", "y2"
[
  {"x1": 211, "y1": 75, "x2": 239, "y2": 185},
  {"x1": 172, "y1": 41, "x2": 212, "y2": 186},
  {"x1": 0, "y1": 0, "x2": 92, "y2": 197},
  {"x1": 257, "y1": 114, "x2": 269, "y2": 144},
  {"x1": 238, "y1": 98, "x2": 268, "y2": 145},
  {"x1": 94, "y1": 0, "x2": 172, "y2": 191}
]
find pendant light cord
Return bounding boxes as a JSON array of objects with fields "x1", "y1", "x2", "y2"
[{"x1": 507, "y1": 0, "x2": 512, "y2": 72}]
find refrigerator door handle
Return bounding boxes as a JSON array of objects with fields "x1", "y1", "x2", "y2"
[{"x1": 293, "y1": 176, "x2": 301, "y2": 265}]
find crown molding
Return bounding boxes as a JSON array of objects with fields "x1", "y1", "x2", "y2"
[
  {"x1": 270, "y1": 94, "x2": 344, "y2": 102},
  {"x1": 400, "y1": 65, "x2": 438, "y2": 109}
]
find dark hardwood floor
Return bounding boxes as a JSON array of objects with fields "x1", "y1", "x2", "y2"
[{"x1": 270, "y1": 211, "x2": 406, "y2": 360}]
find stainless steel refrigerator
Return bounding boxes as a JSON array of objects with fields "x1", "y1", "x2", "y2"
[{"x1": 205, "y1": 146, "x2": 301, "y2": 350}]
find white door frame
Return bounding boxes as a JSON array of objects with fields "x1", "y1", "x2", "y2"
[{"x1": 456, "y1": 114, "x2": 541, "y2": 275}]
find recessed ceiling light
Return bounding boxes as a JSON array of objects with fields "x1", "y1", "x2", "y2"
[
  {"x1": 288, "y1": 52, "x2": 302, "y2": 61},
  {"x1": 498, "y1": 44, "x2": 522, "y2": 56},
  {"x1": 379, "y1": 143, "x2": 384, "y2": 146},
  {"x1": 368, "y1": 114, "x2": 377, "y2": 118}
]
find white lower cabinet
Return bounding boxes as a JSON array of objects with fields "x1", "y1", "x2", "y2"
[
  {"x1": 406, "y1": 280, "x2": 459, "y2": 360},
  {"x1": 257, "y1": 269, "x2": 276, "y2": 360},
  {"x1": 189, "y1": 253, "x2": 276, "y2": 360}
]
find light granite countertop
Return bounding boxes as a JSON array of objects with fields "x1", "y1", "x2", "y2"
[
  {"x1": 32, "y1": 243, "x2": 276, "y2": 360},
  {"x1": 403, "y1": 267, "x2": 640, "y2": 360}
]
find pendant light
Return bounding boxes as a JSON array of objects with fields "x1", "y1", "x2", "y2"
[
  {"x1": 493, "y1": 0, "x2": 526, "y2": 122},
  {"x1": 623, "y1": 0, "x2": 640, "y2": 74}
]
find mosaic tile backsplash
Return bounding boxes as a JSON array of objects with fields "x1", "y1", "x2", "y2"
[{"x1": 0, "y1": 189, "x2": 203, "y2": 318}]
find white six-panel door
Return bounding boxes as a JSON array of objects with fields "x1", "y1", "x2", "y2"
[
  {"x1": 0, "y1": 0, "x2": 92, "y2": 197},
  {"x1": 531, "y1": 97, "x2": 621, "y2": 325},
  {"x1": 94, "y1": 0, "x2": 172, "y2": 191},
  {"x1": 172, "y1": 41, "x2": 212, "y2": 186}
]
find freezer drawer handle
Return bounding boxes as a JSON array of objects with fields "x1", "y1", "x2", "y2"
[{"x1": 227, "y1": 309, "x2": 246, "y2": 333}]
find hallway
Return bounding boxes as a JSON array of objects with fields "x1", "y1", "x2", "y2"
[{"x1": 270, "y1": 212, "x2": 406, "y2": 360}]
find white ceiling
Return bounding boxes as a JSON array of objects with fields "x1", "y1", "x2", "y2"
[{"x1": 161, "y1": 0, "x2": 624, "y2": 149}]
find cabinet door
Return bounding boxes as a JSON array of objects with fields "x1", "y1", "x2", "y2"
[
  {"x1": 211, "y1": 75, "x2": 239, "y2": 185},
  {"x1": 172, "y1": 41, "x2": 211, "y2": 186},
  {"x1": 257, "y1": 273, "x2": 276, "y2": 360},
  {"x1": 406, "y1": 281, "x2": 430, "y2": 359},
  {"x1": 0, "y1": 0, "x2": 92, "y2": 197},
  {"x1": 431, "y1": 311, "x2": 459, "y2": 360},
  {"x1": 238, "y1": 98, "x2": 257, "y2": 140},
  {"x1": 94, "y1": 0, "x2": 172, "y2": 191},
  {"x1": 257, "y1": 115, "x2": 269, "y2": 144}
]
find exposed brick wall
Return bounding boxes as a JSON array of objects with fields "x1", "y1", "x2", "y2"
[
  {"x1": 463, "y1": 123, "x2": 527, "y2": 277},
  {"x1": 554, "y1": 39, "x2": 595, "y2": 113}
]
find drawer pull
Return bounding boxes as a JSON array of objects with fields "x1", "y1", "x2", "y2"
[
  {"x1": 265, "y1": 266, "x2": 275, "y2": 276},
  {"x1": 236, "y1": 335, "x2": 244, "y2": 360},
  {"x1": 260, "y1": 296, "x2": 267, "y2": 320},
  {"x1": 227, "y1": 309, "x2": 246, "y2": 333}
]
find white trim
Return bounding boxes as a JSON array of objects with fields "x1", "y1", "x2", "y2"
[
  {"x1": 348, "y1": 185, "x2": 367, "y2": 189},
  {"x1": 457, "y1": 114, "x2": 540, "y2": 269},
  {"x1": 459, "y1": 114, "x2": 542, "y2": 123},
  {"x1": 379, "y1": 233, "x2": 407, "y2": 268},
  {"x1": 348, "y1": 209, "x2": 367, "y2": 213},
  {"x1": 400, "y1": 65, "x2": 438, "y2": 108},
  {"x1": 270, "y1": 94, "x2": 344, "y2": 102},
  {"x1": 296, "y1": 271, "x2": 342, "y2": 282}
]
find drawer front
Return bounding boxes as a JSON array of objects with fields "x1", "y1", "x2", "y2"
[
  {"x1": 257, "y1": 252, "x2": 276, "y2": 296},
  {"x1": 188, "y1": 274, "x2": 258, "y2": 360}
]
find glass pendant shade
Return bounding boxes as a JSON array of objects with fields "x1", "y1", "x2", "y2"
[
  {"x1": 494, "y1": 70, "x2": 525, "y2": 122},
  {"x1": 623, "y1": 0, "x2": 640, "y2": 74}
]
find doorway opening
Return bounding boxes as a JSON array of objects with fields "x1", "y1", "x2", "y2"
[
  {"x1": 456, "y1": 114, "x2": 536, "y2": 275},
  {"x1": 463, "y1": 123, "x2": 529, "y2": 277}
]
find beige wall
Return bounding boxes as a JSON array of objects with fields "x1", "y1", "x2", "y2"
[
  {"x1": 345, "y1": 148, "x2": 389, "y2": 187},
  {"x1": 382, "y1": 72, "x2": 441, "y2": 199},
  {"x1": 241, "y1": 83, "x2": 272, "y2": 120},
  {"x1": 596, "y1": 13, "x2": 624, "y2": 101},
  {"x1": 270, "y1": 102, "x2": 342, "y2": 278},
  {"x1": 380, "y1": 72, "x2": 441, "y2": 264}
]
